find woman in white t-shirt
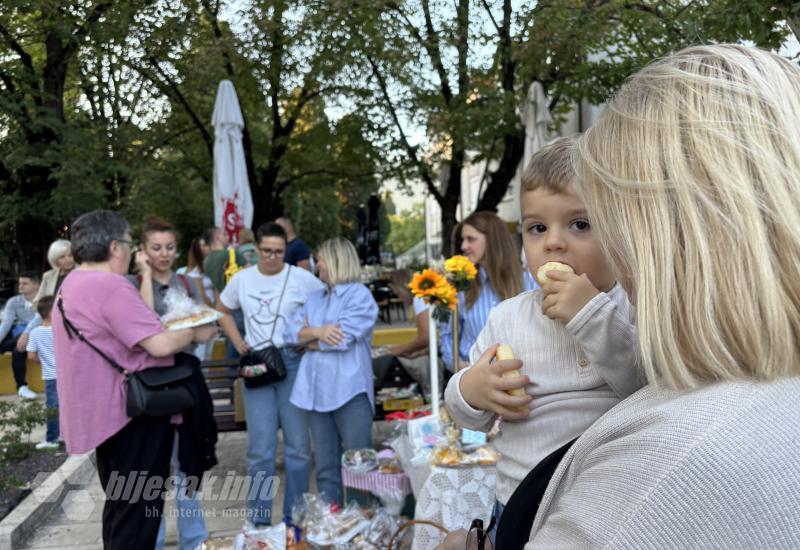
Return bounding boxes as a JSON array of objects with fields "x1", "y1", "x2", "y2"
[
  {"x1": 386, "y1": 269, "x2": 442, "y2": 394},
  {"x1": 217, "y1": 222, "x2": 324, "y2": 527}
]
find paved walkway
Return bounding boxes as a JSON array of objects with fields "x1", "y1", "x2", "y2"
[{"x1": 19, "y1": 431, "x2": 280, "y2": 549}]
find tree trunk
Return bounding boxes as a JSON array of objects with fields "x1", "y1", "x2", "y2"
[
  {"x1": 475, "y1": 132, "x2": 524, "y2": 212},
  {"x1": 439, "y1": 148, "x2": 465, "y2": 257},
  {"x1": 43, "y1": 33, "x2": 69, "y2": 122}
]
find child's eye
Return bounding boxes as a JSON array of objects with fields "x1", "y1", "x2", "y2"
[
  {"x1": 570, "y1": 220, "x2": 591, "y2": 231},
  {"x1": 527, "y1": 223, "x2": 546, "y2": 234}
]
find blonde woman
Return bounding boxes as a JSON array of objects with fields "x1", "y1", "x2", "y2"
[
  {"x1": 288, "y1": 237, "x2": 378, "y2": 506},
  {"x1": 17, "y1": 239, "x2": 75, "y2": 354},
  {"x1": 513, "y1": 45, "x2": 800, "y2": 548},
  {"x1": 37, "y1": 239, "x2": 75, "y2": 302}
]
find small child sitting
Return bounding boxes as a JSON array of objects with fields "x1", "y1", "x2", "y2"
[
  {"x1": 26, "y1": 295, "x2": 59, "y2": 450},
  {"x1": 444, "y1": 136, "x2": 644, "y2": 544}
]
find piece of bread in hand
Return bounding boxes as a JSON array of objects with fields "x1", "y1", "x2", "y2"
[
  {"x1": 536, "y1": 261, "x2": 575, "y2": 285},
  {"x1": 496, "y1": 344, "x2": 528, "y2": 414}
]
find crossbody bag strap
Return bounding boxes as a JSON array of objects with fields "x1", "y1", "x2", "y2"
[
  {"x1": 251, "y1": 265, "x2": 292, "y2": 349},
  {"x1": 57, "y1": 294, "x2": 126, "y2": 375}
]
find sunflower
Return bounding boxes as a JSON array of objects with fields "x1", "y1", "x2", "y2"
[
  {"x1": 434, "y1": 283, "x2": 459, "y2": 310},
  {"x1": 444, "y1": 255, "x2": 478, "y2": 280},
  {"x1": 408, "y1": 269, "x2": 450, "y2": 299}
]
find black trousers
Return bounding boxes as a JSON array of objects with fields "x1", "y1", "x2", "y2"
[
  {"x1": 95, "y1": 416, "x2": 175, "y2": 550},
  {"x1": 0, "y1": 333, "x2": 27, "y2": 388}
]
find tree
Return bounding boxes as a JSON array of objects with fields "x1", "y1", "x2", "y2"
[
  {"x1": 386, "y1": 202, "x2": 425, "y2": 256},
  {"x1": 0, "y1": 1, "x2": 141, "y2": 269},
  {"x1": 339, "y1": 0, "x2": 789, "y2": 255},
  {"x1": 132, "y1": 0, "x2": 380, "y2": 226},
  {"x1": 0, "y1": 0, "x2": 386, "y2": 269},
  {"x1": 0, "y1": 0, "x2": 792, "y2": 270}
]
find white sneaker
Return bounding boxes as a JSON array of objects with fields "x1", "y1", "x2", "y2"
[
  {"x1": 18, "y1": 385, "x2": 37, "y2": 400},
  {"x1": 35, "y1": 440, "x2": 58, "y2": 450}
]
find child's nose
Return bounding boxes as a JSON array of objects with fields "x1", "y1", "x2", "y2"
[{"x1": 544, "y1": 229, "x2": 567, "y2": 250}]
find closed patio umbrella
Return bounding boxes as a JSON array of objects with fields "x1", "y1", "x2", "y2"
[
  {"x1": 212, "y1": 80, "x2": 253, "y2": 245},
  {"x1": 521, "y1": 81, "x2": 553, "y2": 169}
]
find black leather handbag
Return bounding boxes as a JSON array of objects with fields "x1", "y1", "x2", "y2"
[
  {"x1": 57, "y1": 296, "x2": 196, "y2": 418},
  {"x1": 239, "y1": 345, "x2": 287, "y2": 388},
  {"x1": 239, "y1": 266, "x2": 291, "y2": 389}
]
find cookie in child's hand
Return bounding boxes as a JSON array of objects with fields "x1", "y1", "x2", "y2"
[{"x1": 536, "y1": 261, "x2": 574, "y2": 285}]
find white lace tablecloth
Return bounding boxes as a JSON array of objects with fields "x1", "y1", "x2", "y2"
[{"x1": 411, "y1": 464, "x2": 496, "y2": 550}]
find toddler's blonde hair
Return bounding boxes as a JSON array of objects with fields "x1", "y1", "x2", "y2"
[{"x1": 521, "y1": 135, "x2": 578, "y2": 195}]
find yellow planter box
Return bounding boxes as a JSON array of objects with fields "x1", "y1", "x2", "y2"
[
  {"x1": 1, "y1": 331, "x2": 417, "y2": 394},
  {"x1": 372, "y1": 327, "x2": 417, "y2": 346},
  {"x1": 0, "y1": 355, "x2": 44, "y2": 394}
]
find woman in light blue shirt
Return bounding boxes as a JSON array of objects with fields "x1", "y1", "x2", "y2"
[
  {"x1": 440, "y1": 211, "x2": 537, "y2": 371},
  {"x1": 288, "y1": 237, "x2": 378, "y2": 506}
]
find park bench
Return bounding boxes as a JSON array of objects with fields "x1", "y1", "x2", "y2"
[{"x1": 200, "y1": 357, "x2": 246, "y2": 432}]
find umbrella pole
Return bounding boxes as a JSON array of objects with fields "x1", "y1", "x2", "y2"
[{"x1": 429, "y1": 309, "x2": 439, "y2": 415}]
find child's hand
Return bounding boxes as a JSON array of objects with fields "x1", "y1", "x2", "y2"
[
  {"x1": 459, "y1": 344, "x2": 532, "y2": 421},
  {"x1": 541, "y1": 270, "x2": 600, "y2": 324}
]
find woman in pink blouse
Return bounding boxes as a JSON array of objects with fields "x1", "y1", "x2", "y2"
[{"x1": 52, "y1": 210, "x2": 216, "y2": 550}]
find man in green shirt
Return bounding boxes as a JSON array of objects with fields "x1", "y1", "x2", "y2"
[
  {"x1": 203, "y1": 226, "x2": 246, "y2": 358},
  {"x1": 202, "y1": 227, "x2": 245, "y2": 293}
]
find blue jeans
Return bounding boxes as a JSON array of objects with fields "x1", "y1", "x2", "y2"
[
  {"x1": 488, "y1": 499, "x2": 504, "y2": 546},
  {"x1": 44, "y1": 379, "x2": 59, "y2": 442},
  {"x1": 155, "y1": 435, "x2": 208, "y2": 550},
  {"x1": 308, "y1": 393, "x2": 373, "y2": 506},
  {"x1": 226, "y1": 310, "x2": 246, "y2": 359},
  {"x1": 243, "y1": 348, "x2": 309, "y2": 526}
]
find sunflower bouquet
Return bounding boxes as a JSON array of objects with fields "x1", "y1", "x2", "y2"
[
  {"x1": 444, "y1": 255, "x2": 478, "y2": 292},
  {"x1": 408, "y1": 255, "x2": 477, "y2": 323}
]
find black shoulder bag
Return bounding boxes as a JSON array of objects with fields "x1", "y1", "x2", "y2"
[
  {"x1": 57, "y1": 296, "x2": 196, "y2": 418},
  {"x1": 239, "y1": 266, "x2": 291, "y2": 388}
]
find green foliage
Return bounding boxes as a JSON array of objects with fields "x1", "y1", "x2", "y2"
[
  {"x1": 386, "y1": 203, "x2": 425, "y2": 255},
  {"x1": 0, "y1": 0, "x2": 384, "y2": 269},
  {"x1": 518, "y1": 0, "x2": 789, "y2": 116},
  {"x1": 0, "y1": 0, "x2": 794, "y2": 266},
  {"x1": 0, "y1": 400, "x2": 47, "y2": 491}
]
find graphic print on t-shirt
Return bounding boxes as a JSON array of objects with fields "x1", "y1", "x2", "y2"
[{"x1": 246, "y1": 289, "x2": 285, "y2": 333}]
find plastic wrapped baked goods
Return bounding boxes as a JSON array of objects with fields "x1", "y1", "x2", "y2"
[
  {"x1": 462, "y1": 446, "x2": 500, "y2": 466},
  {"x1": 302, "y1": 495, "x2": 371, "y2": 546},
  {"x1": 342, "y1": 448, "x2": 379, "y2": 474},
  {"x1": 535, "y1": 261, "x2": 574, "y2": 285},
  {"x1": 432, "y1": 443, "x2": 500, "y2": 467},
  {"x1": 378, "y1": 457, "x2": 403, "y2": 475},
  {"x1": 432, "y1": 445, "x2": 462, "y2": 467},
  {"x1": 233, "y1": 522, "x2": 286, "y2": 550},
  {"x1": 161, "y1": 288, "x2": 222, "y2": 330}
]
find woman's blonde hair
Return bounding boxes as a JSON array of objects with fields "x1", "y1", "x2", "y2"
[
  {"x1": 47, "y1": 239, "x2": 71, "y2": 269},
  {"x1": 317, "y1": 237, "x2": 361, "y2": 285},
  {"x1": 577, "y1": 44, "x2": 800, "y2": 390},
  {"x1": 461, "y1": 211, "x2": 523, "y2": 308}
]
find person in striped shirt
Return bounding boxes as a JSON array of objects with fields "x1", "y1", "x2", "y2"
[
  {"x1": 26, "y1": 295, "x2": 59, "y2": 450},
  {"x1": 439, "y1": 211, "x2": 538, "y2": 372}
]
